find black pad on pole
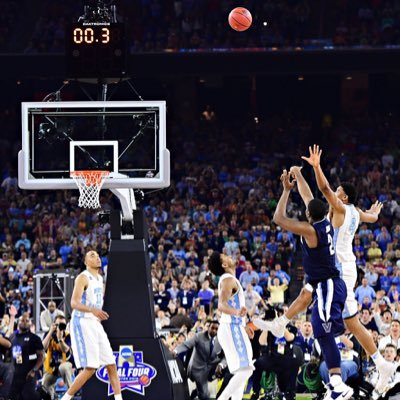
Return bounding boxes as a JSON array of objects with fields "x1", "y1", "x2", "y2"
[{"x1": 81, "y1": 209, "x2": 189, "y2": 400}]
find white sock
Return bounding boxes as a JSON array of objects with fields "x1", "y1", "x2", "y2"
[
  {"x1": 371, "y1": 350, "x2": 385, "y2": 369},
  {"x1": 218, "y1": 367, "x2": 253, "y2": 400},
  {"x1": 61, "y1": 393, "x2": 73, "y2": 400},
  {"x1": 114, "y1": 394, "x2": 123, "y2": 400},
  {"x1": 330, "y1": 374, "x2": 343, "y2": 387}
]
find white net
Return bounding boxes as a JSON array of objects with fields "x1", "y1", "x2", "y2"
[{"x1": 70, "y1": 170, "x2": 110, "y2": 209}]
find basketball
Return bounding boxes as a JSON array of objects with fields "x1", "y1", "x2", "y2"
[
  {"x1": 140, "y1": 375, "x2": 150, "y2": 386},
  {"x1": 228, "y1": 7, "x2": 252, "y2": 32}
]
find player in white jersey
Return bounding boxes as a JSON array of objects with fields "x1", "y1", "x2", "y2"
[
  {"x1": 61, "y1": 251, "x2": 123, "y2": 400},
  {"x1": 259, "y1": 153, "x2": 394, "y2": 397},
  {"x1": 208, "y1": 251, "x2": 254, "y2": 400}
]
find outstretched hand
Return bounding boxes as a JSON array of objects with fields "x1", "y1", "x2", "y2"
[
  {"x1": 289, "y1": 165, "x2": 303, "y2": 178},
  {"x1": 367, "y1": 200, "x2": 383, "y2": 216},
  {"x1": 301, "y1": 144, "x2": 322, "y2": 168},
  {"x1": 280, "y1": 169, "x2": 296, "y2": 191},
  {"x1": 9, "y1": 305, "x2": 17, "y2": 317}
]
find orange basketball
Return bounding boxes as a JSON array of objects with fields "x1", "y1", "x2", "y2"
[
  {"x1": 228, "y1": 7, "x2": 252, "y2": 32},
  {"x1": 139, "y1": 375, "x2": 150, "y2": 385}
]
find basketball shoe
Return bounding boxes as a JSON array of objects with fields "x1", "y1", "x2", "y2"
[
  {"x1": 375, "y1": 361, "x2": 397, "y2": 395},
  {"x1": 253, "y1": 316, "x2": 286, "y2": 337},
  {"x1": 323, "y1": 381, "x2": 353, "y2": 400}
]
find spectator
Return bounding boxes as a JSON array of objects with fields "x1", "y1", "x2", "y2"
[
  {"x1": 376, "y1": 227, "x2": 392, "y2": 252},
  {"x1": 367, "y1": 242, "x2": 383, "y2": 261},
  {"x1": 294, "y1": 321, "x2": 314, "y2": 362},
  {"x1": 170, "y1": 307, "x2": 194, "y2": 330},
  {"x1": 0, "y1": 305, "x2": 16, "y2": 399},
  {"x1": 167, "y1": 279, "x2": 180, "y2": 301},
  {"x1": 379, "y1": 320, "x2": 400, "y2": 351},
  {"x1": 42, "y1": 315, "x2": 74, "y2": 399},
  {"x1": 196, "y1": 280, "x2": 214, "y2": 315},
  {"x1": 359, "y1": 308, "x2": 379, "y2": 334},
  {"x1": 15, "y1": 233, "x2": 31, "y2": 253},
  {"x1": 177, "y1": 279, "x2": 196, "y2": 311},
  {"x1": 380, "y1": 269, "x2": 393, "y2": 295},
  {"x1": 251, "y1": 318, "x2": 301, "y2": 400},
  {"x1": 16, "y1": 251, "x2": 30, "y2": 276},
  {"x1": 268, "y1": 277, "x2": 288, "y2": 306},
  {"x1": 355, "y1": 277, "x2": 376, "y2": 305},
  {"x1": 175, "y1": 320, "x2": 222, "y2": 400},
  {"x1": 364, "y1": 344, "x2": 399, "y2": 396},
  {"x1": 59, "y1": 240, "x2": 72, "y2": 265},
  {"x1": 266, "y1": 236, "x2": 278, "y2": 256},
  {"x1": 40, "y1": 301, "x2": 64, "y2": 333},
  {"x1": 155, "y1": 310, "x2": 170, "y2": 331},
  {"x1": 9, "y1": 314, "x2": 45, "y2": 400},
  {"x1": 274, "y1": 264, "x2": 291, "y2": 284},
  {"x1": 154, "y1": 283, "x2": 171, "y2": 312},
  {"x1": 373, "y1": 305, "x2": 393, "y2": 336},
  {"x1": 224, "y1": 235, "x2": 239, "y2": 257},
  {"x1": 244, "y1": 283, "x2": 267, "y2": 317},
  {"x1": 258, "y1": 265, "x2": 270, "y2": 288},
  {"x1": 239, "y1": 262, "x2": 259, "y2": 288},
  {"x1": 365, "y1": 265, "x2": 379, "y2": 289}
]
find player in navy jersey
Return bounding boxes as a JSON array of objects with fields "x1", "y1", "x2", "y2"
[
  {"x1": 256, "y1": 169, "x2": 353, "y2": 400},
  {"x1": 261, "y1": 155, "x2": 394, "y2": 397}
]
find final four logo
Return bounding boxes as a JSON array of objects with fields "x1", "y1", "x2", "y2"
[{"x1": 96, "y1": 345, "x2": 157, "y2": 396}]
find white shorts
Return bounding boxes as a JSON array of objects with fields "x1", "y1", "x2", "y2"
[
  {"x1": 339, "y1": 262, "x2": 358, "y2": 319},
  {"x1": 217, "y1": 323, "x2": 253, "y2": 373},
  {"x1": 70, "y1": 317, "x2": 115, "y2": 369}
]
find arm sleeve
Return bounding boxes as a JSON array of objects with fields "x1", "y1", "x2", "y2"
[{"x1": 175, "y1": 335, "x2": 197, "y2": 355}]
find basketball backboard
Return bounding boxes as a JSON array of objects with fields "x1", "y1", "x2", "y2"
[{"x1": 18, "y1": 101, "x2": 169, "y2": 190}]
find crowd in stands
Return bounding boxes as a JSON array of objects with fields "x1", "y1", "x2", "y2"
[
  {"x1": 0, "y1": 106, "x2": 400, "y2": 398},
  {"x1": 0, "y1": 0, "x2": 396, "y2": 54},
  {"x1": 0, "y1": 0, "x2": 18, "y2": 52}
]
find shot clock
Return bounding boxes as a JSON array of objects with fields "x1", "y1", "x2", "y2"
[
  {"x1": 72, "y1": 26, "x2": 111, "y2": 44},
  {"x1": 66, "y1": 22, "x2": 127, "y2": 80}
]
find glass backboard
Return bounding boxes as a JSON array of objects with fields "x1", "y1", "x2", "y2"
[{"x1": 18, "y1": 101, "x2": 169, "y2": 189}]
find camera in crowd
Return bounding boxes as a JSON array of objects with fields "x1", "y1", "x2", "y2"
[
  {"x1": 51, "y1": 322, "x2": 67, "y2": 343},
  {"x1": 57, "y1": 322, "x2": 67, "y2": 331}
]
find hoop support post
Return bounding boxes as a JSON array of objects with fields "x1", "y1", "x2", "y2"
[{"x1": 110, "y1": 188, "x2": 136, "y2": 222}]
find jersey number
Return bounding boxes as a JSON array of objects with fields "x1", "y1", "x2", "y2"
[
  {"x1": 94, "y1": 288, "x2": 102, "y2": 307},
  {"x1": 326, "y1": 226, "x2": 335, "y2": 255}
]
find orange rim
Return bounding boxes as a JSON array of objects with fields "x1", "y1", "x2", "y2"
[{"x1": 70, "y1": 170, "x2": 110, "y2": 186}]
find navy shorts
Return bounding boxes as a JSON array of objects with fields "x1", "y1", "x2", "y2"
[{"x1": 311, "y1": 277, "x2": 346, "y2": 339}]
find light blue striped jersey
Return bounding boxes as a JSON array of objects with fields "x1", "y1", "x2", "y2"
[
  {"x1": 72, "y1": 270, "x2": 104, "y2": 320},
  {"x1": 218, "y1": 273, "x2": 245, "y2": 326}
]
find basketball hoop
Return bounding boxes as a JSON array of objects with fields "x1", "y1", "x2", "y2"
[{"x1": 70, "y1": 170, "x2": 110, "y2": 209}]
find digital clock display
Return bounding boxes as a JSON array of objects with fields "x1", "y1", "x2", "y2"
[
  {"x1": 66, "y1": 22, "x2": 127, "y2": 79},
  {"x1": 73, "y1": 27, "x2": 110, "y2": 44}
]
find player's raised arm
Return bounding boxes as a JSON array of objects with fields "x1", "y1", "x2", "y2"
[
  {"x1": 302, "y1": 144, "x2": 345, "y2": 214},
  {"x1": 273, "y1": 170, "x2": 317, "y2": 246},
  {"x1": 289, "y1": 166, "x2": 313, "y2": 206},
  {"x1": 358, "y1": 200, "x2": 383, "y2": 223},
  {"x1": 218, "y1": 277, "x2": 246, "y2": 317}
]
